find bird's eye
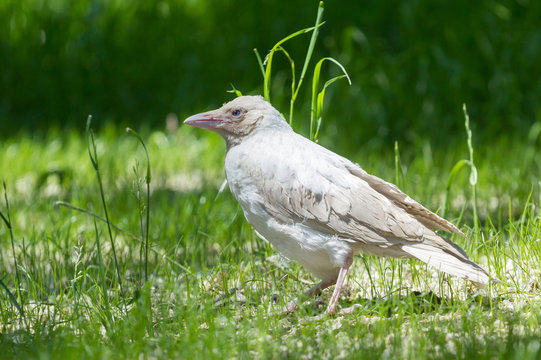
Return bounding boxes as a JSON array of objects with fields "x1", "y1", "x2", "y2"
[{"x1": 232, "y1": 109, "x2": 241, "y2": 117}]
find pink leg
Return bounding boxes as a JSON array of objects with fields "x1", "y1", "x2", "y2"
[
  {"x1": 282, "y1": 256, "x2": 354, "y2": 316},
  {"x1": 325, "y1": 257, "x2": 353, "y2": 316}
]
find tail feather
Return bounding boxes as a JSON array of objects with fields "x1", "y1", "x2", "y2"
[{"x1": 401, "y1": 242, "x2": 489, "y2": 287}]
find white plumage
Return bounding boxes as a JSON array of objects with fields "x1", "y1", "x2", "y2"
[{"x1": 184, "y1": 95, "x2": 489, "y2": 315}]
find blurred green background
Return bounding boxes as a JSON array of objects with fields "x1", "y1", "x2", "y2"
[{"x1": 1, "y1": 0, "x2": 540, "y2": 149}]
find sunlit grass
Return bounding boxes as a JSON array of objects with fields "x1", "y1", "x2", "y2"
[{"x1": 0, "y1": 123, "x2": 540, "y2": 358}]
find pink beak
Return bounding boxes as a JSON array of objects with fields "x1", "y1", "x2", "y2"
[{"x1": 184, "y1": 113, "x2": 227, "y2": 129}]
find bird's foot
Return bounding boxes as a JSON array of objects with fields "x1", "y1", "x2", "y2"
[
  {"x1": 282, "y1": 301, "x2": 298, "y2": 314},
  {"x1": 311, "y1": 303, "x2": 362, "y2": 320},
  {"x1": 336, "y1": 303, "x2": 362, "y2": 315},
  {"x1": 324, "y1": 303, "x2": 338, "y2": 317}
]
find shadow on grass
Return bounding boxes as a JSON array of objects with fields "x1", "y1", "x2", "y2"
[{"x1": 338, "y1": 290, "x2": 494, "y2": 317}]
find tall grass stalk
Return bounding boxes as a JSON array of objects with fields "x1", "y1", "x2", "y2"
[
  {"x1": 253, "y1": 48, "x2": 265, "y2": 82},
  {"x1": 394, "y1": 141, "x2": 404, "y2": 188},
  {"x1": 127, "y1": 128, "x2": 152, "y2": 284},
  {"x1": 86, "y1": 116, "x2": 125, "y2": 301},
  {"x1": 0, "y1": 181, "x2": 25, "y2": 321},
  {"x1": 441, "y1": 104, "x2": 479, "y2": 230},
  {"x1": 293, "y1": 1, "x2": 325, "y2": 124},
  {"x1": 126, "y1": 128, "x2": 153, "y2": 334},
  {"x1": 463, "y1": 104, "x2": 479, "y2": 233}
]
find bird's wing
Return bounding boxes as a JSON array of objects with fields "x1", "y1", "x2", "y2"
[
  {"x1": 239, "y1": 134, "x2": 462, "y2": 251},
  {"x1": 343, "y1": 162, "x2": 466, "y2": 237}
]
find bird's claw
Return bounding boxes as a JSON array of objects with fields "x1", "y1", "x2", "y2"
[
  {"x1": 337, "y1": 303, "x2": 362, "y2": 315},
  {"x1": 311, "y1": 303, "x2": 362, "y2": 320},
  {"x1": 282, "y1": 301, "x2": 298, "y2": 314}
]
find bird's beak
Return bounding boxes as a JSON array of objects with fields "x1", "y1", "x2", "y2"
[{"x1": 184, "y1": 112, "x2": 227, "y2": 129}]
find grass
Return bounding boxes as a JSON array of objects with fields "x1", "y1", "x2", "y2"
[
  {"x1": 253, "y1": 1, "x2": 351, "y2": 142},
  {"x1": 2, "y1": 4, "x2": 541, "y2": 359},
  {"x1": 0, "y1": 122, "x2": 540, "y2": 359}
]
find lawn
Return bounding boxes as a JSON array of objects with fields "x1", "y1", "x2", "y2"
[
  {"x1": 2, "y1": 1, "x2": 541, "y2": 358},
  {"x1": 0, "y1": 119, "x2": 540, "y2": 359}
]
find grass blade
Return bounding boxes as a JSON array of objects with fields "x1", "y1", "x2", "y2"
[
  {"x1": 310, "y1": 57, "x2": 351, "y2": 141},
  {"x1": 227, "y1": 84, "x2": 243, "y2": 97},
  {"x1": 1, "y1": 181, "x2": 25, "y2": 320},
  {"x1": 295, "y1": 1, "x2": 325, "y2": 101},
  {"x1": 463, "y1": 104, "x2": 479, "y2": 233},
  {"x1": 442, "y1": 159, "x2": 469, "y2": 218},
  {"x1": 253, "y1": 48, "x2": 265, "y2": 82},
  {"x1": 263, "y1": 23, "x2": 325, "y2": 102},
  {"x1": 87, "y1": 117, "x2": 125, "y2": 302},
  {"x1": 266, "y1": 46, "x2": 296, "y2": 124},
  {"x1": 126, "y1": 128, "x2": 152, "y2": 284},
  {"x1": 93, "y1": 217, "x2": 112, "y2": 327},
  {"x1": 0, "y1": 278, "x2": 25, "y2": 320},
  {"x1": 394, "y1": 141, "x2": 403, "y2": 188}
]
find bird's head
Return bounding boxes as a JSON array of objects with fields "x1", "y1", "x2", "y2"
[{"x1": 184, "y1": 95, "x2": 290, "y2": 146}]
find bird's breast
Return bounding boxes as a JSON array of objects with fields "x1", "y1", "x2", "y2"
[{"x1": 224, "y1": 147, "x2": 266, "y2": 216}]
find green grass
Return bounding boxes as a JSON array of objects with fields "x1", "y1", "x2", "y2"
[
  {"x1": 2, "y1": 4, "x2": 541, "y2": 359},
  {"x1": 0, "y1": 122, "x2": 540, "y2": 359}
]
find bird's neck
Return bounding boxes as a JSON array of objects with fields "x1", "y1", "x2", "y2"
[{"x1": 224, "y1": 135, "x2": 243, "y2": 151}]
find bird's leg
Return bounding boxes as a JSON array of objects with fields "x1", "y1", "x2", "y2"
[
  {"x1": 324, "y1": 256, "x2": 353, "y2": 316},
  {"x1": 282, "y1": 256, "x2": 354, "y2": 316}
]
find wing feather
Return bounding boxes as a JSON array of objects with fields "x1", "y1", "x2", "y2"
[{"x1": 344, "y1": 163, "x2": 466, "y2": 237}]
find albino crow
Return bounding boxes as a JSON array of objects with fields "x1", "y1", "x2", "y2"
[{"x1": 184, "y1": 95, "x2": 489, "y2": 315}]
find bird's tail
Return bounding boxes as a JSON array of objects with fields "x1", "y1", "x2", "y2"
[{"x1": 401, "y1": 242, "x2": 489, "y2": 287}]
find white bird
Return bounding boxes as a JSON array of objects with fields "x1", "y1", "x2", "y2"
[{"x1": 184, "y1": 95, "x2": 489, "y2": 316}]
